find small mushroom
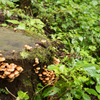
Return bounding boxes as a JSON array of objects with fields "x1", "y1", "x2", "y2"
[
  {"x1": 10, "y1": 63, "x2": 17, "y2": 69},
  {"x1": 34, "y1": 69, "x2": 39, "y2": 74},
  {"x1": 13, "y1": 70, "x2": 19, "y2": 77},
  {"x1": 35, "y1": 58, "x2": 39, "y2": 64},
  {"x1": 38, "y1": 74, "x2": 42, "y2": 77},
  {"x1": 42, "y1": 71, "x2": 47, "y2": 75},
  {"x1": 39, "y1": 77, "x2": 43, "y2": 80},
  {"x1": 41, "y1": 39, "x2": 46, "y2": 43},
  {"x1": 24, "y1": 45, "x2": 32, "y2": 51},
  {"x1": 0, "y1": 57, "x2": 5, "y2": 62},
  {"x1": 45, "y1": 77, "x2": 49, "y2": 81},
  {"x1": 0, "y1": 54, "x2": 2, "y2": 56},
  {"x1": 36, "y1": 67, "x2": 40, "y2": 70},
  {"x1": 33, "y1": 64, "x2": 36, "y2": 66},
  {"x1": 16, "y1": 66, "x2": 23, "y2": 73},
  {"x1": 53, "y1": 57, "x2": 60, "y2": 64},
  {"x1": 8, "y1": 73, "x2": 15, "y2": 79},
  {"x1": 43, "y1": 65, "x2": 46, "y2": 69},
  {"x1": 0, "y1": 67, "x2": 6, "y2": 71},
  {"x1": 12, "y1": 50, "x2": 15, "y2": 54},
  {"x1": 4, "y1": 71, "x2": 11, "y2": 75},
  {"x1": 8, "y1": 77, "x2": 15, "y2": 82}
]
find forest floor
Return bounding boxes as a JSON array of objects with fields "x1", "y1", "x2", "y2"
[{"x1": 0, "y1": 11, "x2": 99, "y2": 100}]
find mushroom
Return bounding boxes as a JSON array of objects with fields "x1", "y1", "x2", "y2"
[
  {"x1": 35, "y1": 58, "x2": 39, "y2": 64},
  {"x1": 12, "y1": 50, "x2": 15, "y2": 54},
  {"x1": 0, "y1": 57, "x2": 5, "y2": 62},
  {"x1": 8, "y1": 73, "x2": 15, "y2": 79},
  {"x1": 42, "y1": 71, "x2": 47, "y2": 75},
  {"x1": 39, "y1": 77, "x2": 43, "y2": 80},
  {"x1": 38, "y1": 74, "x2": 42, "y2": 77},
  {"x1": 10, "y1": 63, "x2": 17, "y2": 69},
  {"x1": 4, "y1": 71, "x2": 11, "y2": 75},
  {"x1": 13, "y1": 70, "x2": 19, "y2": 77},
  {"x1": 43, "y1": 65, "x2": 46, "y2": 69},
  {"x1": 33, "y1": 64, "x2": 36, "y2": 67},
  {"x1": 34, "y1": 69, "x2": 39, "y2": 74},
  {"x1": 41, "y1": 39, "x2": 46, "y2": 43},
  {"x1": 53, "y1": 57, "x2": 60, "y2": 64},
  {"x1": 36, "y1": 67, "x2": 40, "y2": 70},
  {"x1": 8, "y1": 77, "x2": 15, "y2": 82},
  {"x1": 45, "y1": 77, "x2": 49, "y2": 81},
  {"x1": 0, "y1": 54, "x2": 2, "y2": 56},
  {"x1": 24, "y1": 45, "x2": 32, "y2": 51},
  {"x1": 16, "y1": 66, "x2": 23, "y2": 73}
]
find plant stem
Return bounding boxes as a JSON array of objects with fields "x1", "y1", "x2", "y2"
[{"x1": 5, "y1": 87, "x2": 17, "y2": 99}]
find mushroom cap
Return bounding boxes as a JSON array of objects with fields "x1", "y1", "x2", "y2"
[
  {"x1": 45, "y1": 77, "x2": 49, "y2": 81},
  {"x1": 38, "y1": 74, "x2": 42, "y2": 77},
  {"x1": 16, "y1": 66, "x2": 23, "y2": 73},
  {"x1": 24, "y1": 45, "x2": 32, "y2": 51},
  {"x1": 36, "y1": 67, "x2": 40, "y2": 70},
  {"x1": 4, "y1": 71, "x2": 11, "y2": 75},
  {"x1": 35, "y1": 58, "x2": 39, "y2": 64},
  {"x1": 39, "y1": 77, "x2": 43, "y2": 80},
  {"x1": 0, "y1": 57, "x2": 5, "y2": 62},
  {"x1": 13, "y1": 70, "x2": 19, "y2": 77},
  {"x1": 8, "y1": 73, "x2": 15, "y2": 79},
  {"x1": 33, "y1": 64, "x2": 36, "y2": 66},
  {"x1": 7, "y1": 68, "x2": 15, "y2": 72},
  {"x1": 0, "y1": 54, "x2": 2, "y2": 56},
  {"x1": 35, "y1": 70, "x2": 39, "y2": 73},
  {"x1": 42, "y1": 71, "x2": 46, "y2": 75},
  {"x1": 0, "y1": 63, "x2": 8, "y2": 68},
  {"x1": 0, "y1": 75, "x2": 6, "y2": 79},
  {"x1": 10, "y1": 63, "x2": 17, "y2": 69}
]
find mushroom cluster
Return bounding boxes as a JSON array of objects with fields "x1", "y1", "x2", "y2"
[
  {"x1": 24, "y1": 45, "x2": 32, "y2": 51},
  {"x1": 39, "y1": 69, "x2": 56, "y2": 85},
  {"x1": 53, "y1": 57, "x2": 60, "y2": 64},
  {"x1": 33, "y1": 58, "x2": 57, "y2": 86},
  {"x1": 0, "y1": 53, "x2": 23, "y2": 82}
]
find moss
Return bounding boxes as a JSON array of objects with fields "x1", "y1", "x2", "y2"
[
  {"x1": 28, "y1": 47, "x2": 54, "y2": 64},
  {"x1": 18, "y1": 29, "x2": 47, "y2": 41}
]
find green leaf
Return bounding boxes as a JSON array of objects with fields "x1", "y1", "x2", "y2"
[
  {"x1": 95, "y1": 85, "x2": 100, "y2": 93},
  {"x1": 20, "y1": 51, "x2": 29, "y2": 59},
  {"x1": 42, "y1": 87, "x2": 59, "y2": 98},
  {"x1": 33, "y1": 94, "x2": 41, "y2": 100},
  {"x1": 84, "y1": 88, "x2": 98, "y2": 96},
  {"x1": 83, "y1": 93, "x2": 91, "y2": 100},
  {"x1": 48, "y1": 65, "x2": 59, "y2": 74},
  {"x1": 17, "y1": 23, "x2": 25, "y2": 29},
  {"x1": 16, "y1": 97, "x2": 20, "y2": 100},
  {"x1": 82, "y1": 64, "x2": 97, "y2": 77},
  {"x1": 17, "y1": 91, "x2": 29, "y2": 100},
  {"x1": 6, "y1": 20, "x2": 19, "y2": 24}
]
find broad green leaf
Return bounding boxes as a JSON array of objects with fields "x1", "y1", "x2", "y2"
[
  {"x1": 48, "y1": 65, "x2": 59, "y2": 74},
  {"x1": 84, "y1": 88, "x2": 98, "y2": 96},
  {"x1": 17, "y1": 91, "x2": 29, "y2": 99},
  {"x1": 17, "y1": 23, "x2": 25, "y2": 29},
  {"x1": 82, "y1": 64, "x2": 97, "y2": 77},
  {"x1": 71, "y1": 89, "x2": 82, "y2": 99},
  {"x1": 83, "y1": 93, "x2": 91, "y2": 100},
  {"x1": 96, "y1": 85, "x2": 100, "y2": 93},
  {"x1": 6, "y1": 20, "x2": 19, "y2": 24},
  {"x1": 42, "y1": 87, "x2": 59, "y2": 97},
  {"x1": 89, "y1": 46, "x2": 96, "y2": 51}
]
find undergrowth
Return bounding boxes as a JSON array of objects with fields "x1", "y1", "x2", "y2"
[{"x1": 0, "y1": 0, "x2": 100, "y2": 100}]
